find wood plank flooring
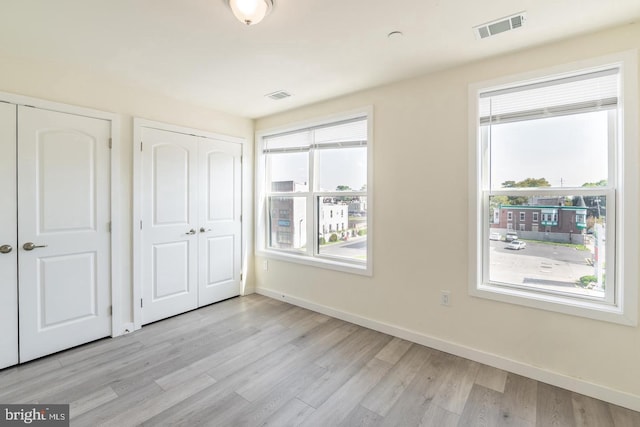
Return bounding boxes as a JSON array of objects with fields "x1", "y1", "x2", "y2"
[{"x1": 1, "y1": 294, "x2": 638, "y2": 426}]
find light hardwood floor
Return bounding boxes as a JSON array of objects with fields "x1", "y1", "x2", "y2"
[{"x1": 1, "y1": 294, "x2": 638, "y2": 426}]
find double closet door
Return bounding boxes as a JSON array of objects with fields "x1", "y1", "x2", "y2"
[
  {"x1": 141, "y1": 126, "x2": 242, "y2": 325},
  {"x1": 0, "y1": 103, "x2": 112, "y2": 369}
]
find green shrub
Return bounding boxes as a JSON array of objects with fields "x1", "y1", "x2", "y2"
[
  {"x1": 578, "y1": 275, "x2": 597, "y2": 287},
  {"x1": 329, "y1": 233, "x2": 338, "y2": 242},
  {"x1": 358, "y1": 229, "x2": 367, "y2": 236}
]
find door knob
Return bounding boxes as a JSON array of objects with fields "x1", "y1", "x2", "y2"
[
  {"x1": 0, "y1": 244, "x2": 12, "y2": 254},
  {"x1": 185, "y1": 229, "x2": 196, "y2": 235},
  {"x1": 23, "y1": 242, "x2": 48, "y2": 251},
  {"x1": 199, "y1": 227, "x2": 212, "y2": 233}
]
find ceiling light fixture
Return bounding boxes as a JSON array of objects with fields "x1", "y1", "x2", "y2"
[{"x1": 227, "y1": 0, "x2": 274, "y2": 26}]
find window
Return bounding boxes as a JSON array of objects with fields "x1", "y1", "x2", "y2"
[
  {"x1": 469, "y1": 53, "x2": 638, "y2": 324},
  {"x1": 257, "y1": 109, "x2": 372, "y2": 275},
  {"x1": 507, "y1": 212, "x2": 513, "y2": 221}
]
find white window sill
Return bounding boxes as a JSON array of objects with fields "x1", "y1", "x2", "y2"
[
  {"x1": 470, "y1": 282, "x2": 635, "y2": 326},
  {"x1": 257, "y1": 249, "x2": 372, "y2": 277}
]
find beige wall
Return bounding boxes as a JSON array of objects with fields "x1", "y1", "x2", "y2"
[
  {"x1": 255, "y1": 23, "x2": 640, "y2": 404},
  {"x1": 0, "y1": 54, "x2": 254, "y2": 327}
]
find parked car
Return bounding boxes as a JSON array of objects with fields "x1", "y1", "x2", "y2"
[
  {"x1": 505, "y1": 232, "x2": 518, "y2": 242},
  {"x1": 507, "y1": 240, "x2": 527, "y2": 250},
  {"x1": 489, "y1": 232, "x2": 502, "y2": 241}
]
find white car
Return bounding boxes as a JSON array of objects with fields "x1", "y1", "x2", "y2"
[
  {"x1": 507, "y1": 240, "x2": 526, "y2": 250},
  {"x1": 505, "y1": 232, "x2": 518, "y2": 242},
  {"x1": 489, "y1": 232, "x2": 502, "y2": 241}
]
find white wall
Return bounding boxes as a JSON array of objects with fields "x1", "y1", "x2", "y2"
[
  {"x1": 0, "y1": 54, "x2": 254, "y2": 328},
  {"x1": 255, "y1": 23, "x2": 640, "y2": 409}
]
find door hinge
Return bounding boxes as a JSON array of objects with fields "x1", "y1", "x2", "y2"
[
  {"x1": 240, "y1": 214, "x2": 242, "y2": 222},
  {"x1": 140, "y1": 141, "x2": 143, "y2": 151},
  {"x1": 108, "y1": 138, "x2": 112, "y2": 149},
  {"x1": 108, "y1": 221, "x2": 112, "y2": 232},
  {"x1": 140, "y1": 220, "x2": 143, "y2": 230},
  {"x1": 109, "y1": 305, "x2": 113, "y2": 315},
  {"x1": 240, "y1": 273, "x2": 243, "y2": 281},
  {"x1": 140, "y1": 299, "x2": 143, "y2": 308}
]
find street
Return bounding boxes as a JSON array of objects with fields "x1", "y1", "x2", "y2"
[
  {"x1": 319, "y1": 236, "x2": 367, "y2": 259},
  {"x1": 489, "y1": 240, "x2": 603, "y2": 297}
]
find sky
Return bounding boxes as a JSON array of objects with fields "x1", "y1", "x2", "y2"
[
  {"x1": 268, "y1": 147, "x2": 367, "y2": 192},
  {"x1": 489, "y1": 110, "x2": 609, "y2": 189}
]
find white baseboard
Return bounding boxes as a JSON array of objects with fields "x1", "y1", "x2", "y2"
[{"x1": 256, "y1": 287, "x2": 640, "y2": 412}]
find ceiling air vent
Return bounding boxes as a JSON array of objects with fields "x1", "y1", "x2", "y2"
[
  {"x1": 474, "y1": 12, "x2": 527, "y2": 40},
  {"x1": 265, "y1": 90, "x2": 292, "y2": 100}
]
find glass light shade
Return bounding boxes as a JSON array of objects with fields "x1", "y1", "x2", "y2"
[{"x1": 229, "y1": 0, "x2": 271, "y2": 26}]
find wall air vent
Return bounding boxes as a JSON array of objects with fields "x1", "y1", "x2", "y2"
[
  {"x1": 474, "y1": 12, "x2": 527, "y2": 40},
  {"x1": 265, "y1": 90, "x2": 292, "y2": 100}
]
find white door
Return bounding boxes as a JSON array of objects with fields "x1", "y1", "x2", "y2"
[
  {"x1": 0, "y1": 102, "x2": 18, "y2": 369},
  {"x1": 140, "y1": 126, "x2": 242, "y2": 324},
  {"x1": 17, "y1": 106, "x2": 112, "y2": 363},
  {"x1": 141, "y1": 127, "x2": 199, "y2": 325},
  {"x1": 198, "y1": 139, "x2": 242, "y2": 306}
]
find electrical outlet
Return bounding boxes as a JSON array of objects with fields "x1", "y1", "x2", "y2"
[
  {"x1": 263, "y1": 260, "x2": 269, "y2": 272},
  {"x1": 440, "y1": 290, "x2": 451, "y2": 306}
]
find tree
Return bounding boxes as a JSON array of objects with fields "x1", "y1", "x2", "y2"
[
  {"x1": 501, "y1": 177, "x2": 551, "y2": 188},
  {"x1": 582, "y1": 179, "x2": 607, "y2": 188},
  {"x1": 336, "y1": 185, "x2": 352, "y2": 191},
  {"x1": 500, "y1": 177, "x2": 550, "y2": 205}
]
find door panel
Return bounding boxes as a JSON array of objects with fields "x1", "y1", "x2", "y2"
[
  {"x1": 39, "y1": 130, "x2": 96, "y2": 232},
  {"x1": 198, "y1": 139, "x2": 242, "y2": 306},
  {"x1": 206, "y1": 236, "x2": 234, "y2": 284},
  {"x1": 207, "y1": 151, "x2": 235, "y2": 221},
  {"x1": 153, "y1": 144, "x2": 190, "y2": 225},
  {"x1": 18, "y1": 106, "x2": 111, "y2": 363},
  {"x1": 153, "y1": 241, "x2": 189, "y2": 298},
  {"x1": 141, "y1": 128, "x2": 198, "y2": 324},
  {"x1": 0, "y1": 102, "x2": 18, "y2": 369},
  {"x1": 39, "y1": 252, "x2": 98, "y2": 327}
]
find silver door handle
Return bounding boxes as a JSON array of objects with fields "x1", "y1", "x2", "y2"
[
  {"x1": 185, "y1": 229, "x2": 196, "y2": 235},
  {"x1": 0, "y1": 244, "x2": 12, "y2": 254},
  {"x1": 199, "y1": 227, "x2": 212, "y2": 233},
  {"x1": 23, "y1": 242, "x2": 48, "y2": 251}
]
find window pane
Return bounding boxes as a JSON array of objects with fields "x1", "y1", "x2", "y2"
[
  {"x1": 267, "y1": 152, "x2": 309, "y2": 192},
  {"x1": 268, "y1": 197, "x2": 307, "y2": 252},
  {"x1": 316, "y1": 147, "x2": 367, "y2": 192},
  {"x1": 488, "y1": 111, "x2": 609, "y2": 189},
  {"x1": 488, "y1": 194, "x2": 607, "y2": 298},
  {"x1": 318, "y1": 196, "x2": 367, "y2": 262}
]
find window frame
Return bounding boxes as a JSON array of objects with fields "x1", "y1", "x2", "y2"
[
  {"x1": 255, "y1": 107, "x2": 373, "y2": 276},
  {"x1": 468, "y1": 52, "x2": 638, "y2": 325}
]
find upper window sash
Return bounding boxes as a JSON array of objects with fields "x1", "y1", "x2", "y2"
[
  {"x1": 263, "y1": 116, "x2": 368, "y2": 153},
  {"x1": 479, "y1": 67, "x2": 619, "y2": 125}
]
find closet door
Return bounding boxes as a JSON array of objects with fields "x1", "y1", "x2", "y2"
[
  {"x1": 141, "y1": 127, "x2": 199, "y2": 325},
  {"x1": 17, "y1": 106, "x2": 112, "y2": 362},
  {"x1": 198, "y1": 139, "x2": 242, "y2": 306},
  {"x1": 0, "y1": 102, "x2": 18, "y2": 369}
]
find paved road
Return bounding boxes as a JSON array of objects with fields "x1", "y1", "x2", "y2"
[
  {"x1": 490, "y1": 240, "x2": 589, "y2": 265},
  {"x1": 320, "y1": 237, "x2": 367, "y2": 259},
  {"x1": 489, "y1": 240, "x2": 602, "y2": 297}
]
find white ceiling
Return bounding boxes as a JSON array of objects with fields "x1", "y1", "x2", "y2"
[{"x1": 1, "y1": 0, "x2": 639, "y2": 118}]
